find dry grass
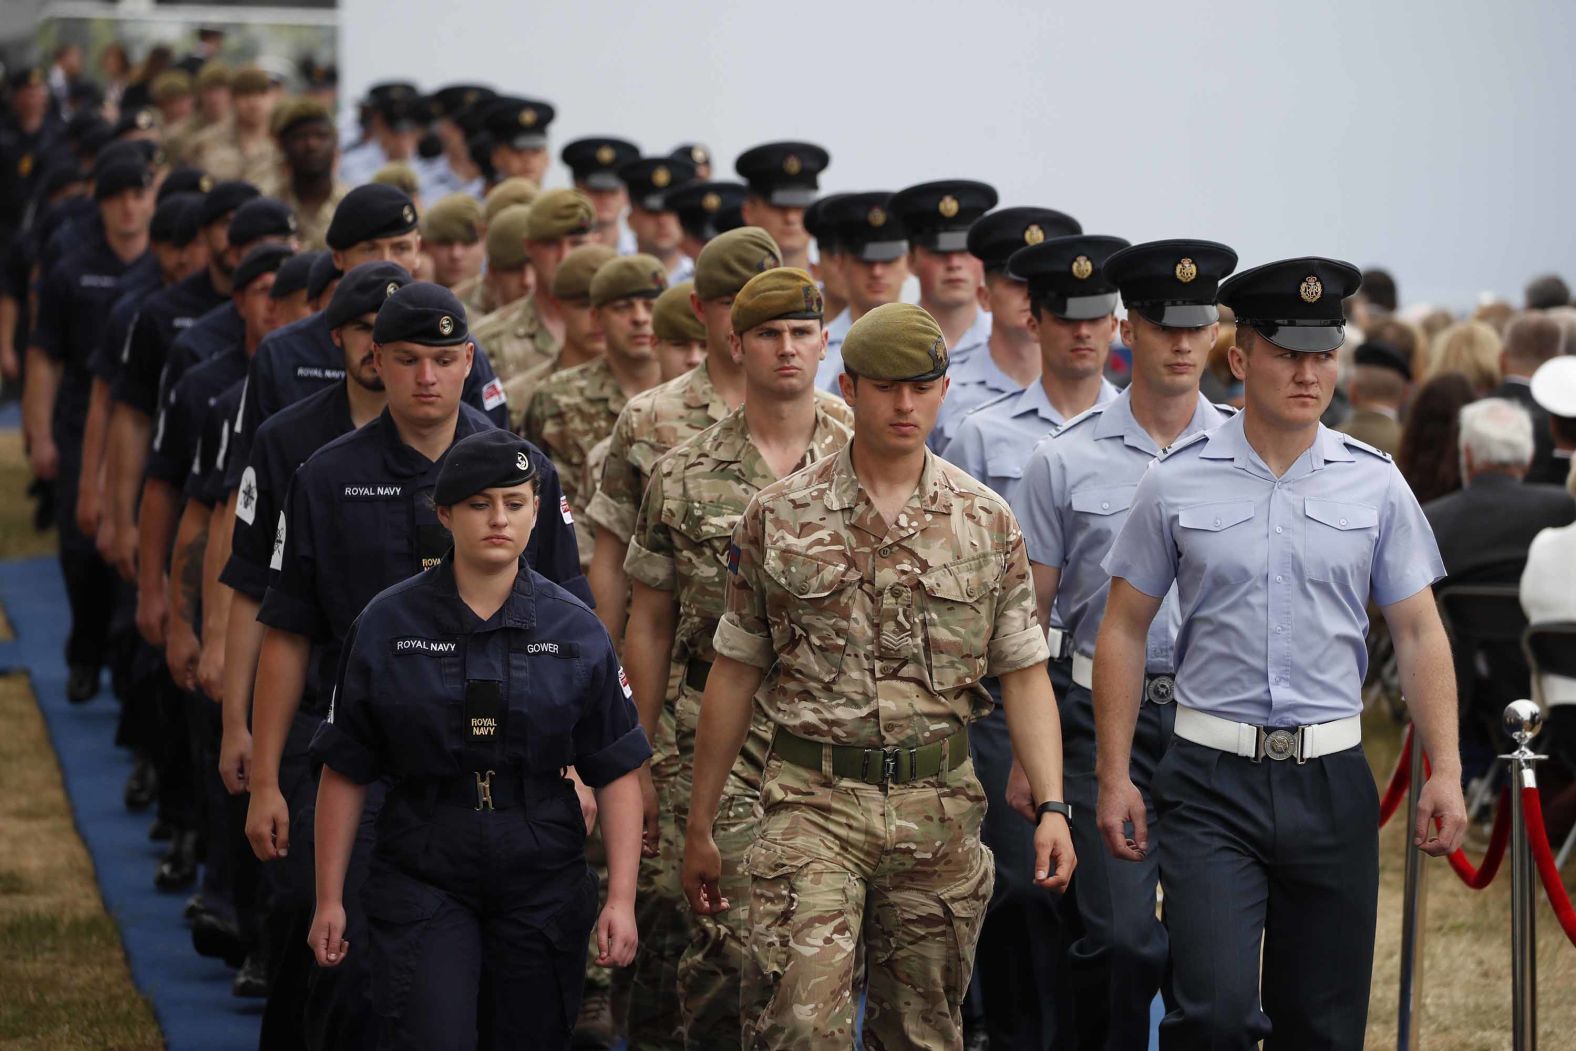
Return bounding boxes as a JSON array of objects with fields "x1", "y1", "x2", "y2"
[{"x1": 0, "y1": 429, "x2": 59, "y2": 564}]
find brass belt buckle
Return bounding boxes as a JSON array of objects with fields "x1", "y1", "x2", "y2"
[
  {"x1": 474, "y1": 769, "x2": 496, "y2": 810},
  {"x1": 1256, "y1": 728, "x2": 1304, "y2": 764}
]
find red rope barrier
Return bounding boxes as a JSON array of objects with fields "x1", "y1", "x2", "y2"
[
  {"x1": 1377, "y1": 725, "x2": 1413, "y2": 829},
  {"x1": 1518, "y1": 786, "x2": 1576, "y2": 947},
  {"x1": 1443, "y1": 787, "x2": 1512, "y2": 890}
]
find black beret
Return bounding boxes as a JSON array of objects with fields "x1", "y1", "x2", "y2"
[
  {"x1": 1008, "y1": 234, "x2": 1131, "y2": 320},
  {"x1": 561, "y1": 137, "x2": 640, "y2": 190},
  {"x1": 890, "y1": 180, "x2": 999, "y2": 253},
  {"x1": 93, "y1": 159, "x2": 153, "y2": 200},
  {"x1": 66, "y1": 110, "x2": 109, "y2": 142},
  {"x1": 233, "y1": 244, "x2": 294, "y2": 292},
  {"x1": 433, "y1": 429, "x2": 538, "y2": 506},
  {"x1": 482, "y1": 96, "x2": 556, "y2": 151},
  {"x1": 620, "y1": 155, "x2": 697, "y2": 212},
  {"x1": 158, "y1": 166, "x2": 211, "y2": 200},
  {"x1": 327, "y1": 261, "x2": 411, "y2": 330},
  {"x1": 665, "y1": 180, "x2": 748, "y2": 243},
  {"x1": 151, "y1": 192, "x2": 204, "y2": 246},
  {"x1": 270, "y1": 250, "x2": 322, "y2": 300},
  {"x1": 39, "y1": 164, "x2": 87, "y2": 201},
  {"x1": 1353, "y1": 340, "x2": 1412, "y2": 381},
  {"x1": 94, "y1": 139, "x2": 159, "y2": 175},
  {"x1": 227, "y1": 197, "x2": 298, "y2": 248},
  {"x1": 734, "y1": 141, "x2": 829, "y2": 207},
  {"x1": 75, "y1": 122, "x2": 114, "y2": 161},
  {"x1": 1104, "y1": 239, "x2": 1238, "y2": 328},
  {"x1": 1218, "y1": 257, "x2": 1362, "y2": 354},
  {"x1": 326, "y1": 183, "x2": 419, "y2": 250},
  {"x1": 112, "y1": 107, "x2": 160, "y2": 139},
  {"x1": 197, "y1": 180, "x2": 261, "y2": 228},
  {"x1": 966, "y1": 207, "x2": 1082, "y2": 272},
  {"x1": 7, "y1": 66, "x2": 45, "y2": 91},
  {"x1": 820, "y1": 192, "x2": 907, "y2": 262},
  {"x1": 306, "y1": 251, "x2": 342, "y2": 302},
  {"x1": 373, "y1": 281, "x2": 469, "y2": 346}
]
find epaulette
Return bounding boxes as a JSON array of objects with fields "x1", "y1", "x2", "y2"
[
  {"x1": 1341, "y1": 433, "x2": 1393, "y2": 461},
  {"x1": 1212, "y1": 402, "x2": 1239, "y2": 417},
  {"x1": 957, "y1": 386, "x2": 1018, "y2": 422},
  {"x1": 1054, "y1": 401, "x2": 1107, "y2": 437},
  {"x1": 1158, "y1": 429, "x2": 1210, "y2": 460}
]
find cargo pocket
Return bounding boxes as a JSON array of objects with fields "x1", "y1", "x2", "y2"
[
  {"x1": 937, "y1": 850, "x2": 995, "y2": 1003},
  {"x1": 742, "y1": 842, "x2": 856, "y2": 1029},
  {"x1": 540, "y1": 866, "x2": 600, "y2": 1032},
  {"x1": 362, "y1": 865, "x2": 448, "y2": 1019}
]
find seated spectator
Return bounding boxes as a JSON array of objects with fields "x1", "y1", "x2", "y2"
[
  {"x1": 1472, "y1": 298, "x2": 1514, "y2": 334},
  {"x1": 1353, "y1": 265, "x2": 1397, "y2": 330},
  {"x1": 1525, "y1": 272, "x2": 1572, "y2": 311},
  {"x1": 1520, "y1": 459, "x2": 1576, "y2": 816},
  {"x1": 1494, "y1": 312, "x2": 1566, "y2": 484},
  {"x1": 1531, "y1": 354, "x2": 1576, "y2": 486},
  {"x1": 1367, "y1": 315, "x2": 1429, "y2": 389},
  {"x1": 1341, "y1": 342, "x2": 1409, "y2": 454},
  {"x1": 1422, "y1": 398, "x2": 1575, "y2": 587},
  {"x1": 1398, "y1": 372, "x2": 1474, "y2": 504},
  {"x1": 1427, "y1": 319, "x2": 1502, "y2": 395}
]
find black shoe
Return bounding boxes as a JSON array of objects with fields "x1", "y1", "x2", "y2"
[
  {"x1": 66, "y1": 664, "x2": 100, "y2": 703},
  {"x1": 148, "y1": 817, "x2": 174, "y2": 842},
  {"x1": 123, "y1": 757, "x2": 157, "y2": 812},
  {"x1": 964, "y1": 1028, "x2": 990, "y2": 1051},
  {"x1": 183, "y1": 893, "x2": 205, "y2": 922},
  {"x1": 154, "y1": 829, "x2": 198, "y2": 891},
  {"x1": 232, "y1": 953, "x2": 270, "y2": 998},
  {"x1": 191, "y1": 907, "x2": 247, "y2": 967}
]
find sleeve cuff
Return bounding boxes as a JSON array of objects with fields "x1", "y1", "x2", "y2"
[
  {"x1": 219, "y1": 554, "x2": 270, "y2": 602},
  {"x1": 1100, "y1": 555, "x2": 1170, "y2": 600},
  {"x1": 986, "y1": 625, "x2": 1051, "y2": 677},
  {"x1": 308, "y1": 720, "x2": 381, "y2": 784},
  {"x1": 623, "y1": 538, "x2": 676, "y2": 590},
  {"x1": 258, "y1": 586, "x2": 328, "y2": 641},
  {"x1": 574, "y1": 725, "x2": 653, "y2": 788},
  {"x1": 712, "y1": 616, "x2": 775, "y2": 670},
  {"x1": 585, "y1": 489, "x2": 635, "y2": 545}
]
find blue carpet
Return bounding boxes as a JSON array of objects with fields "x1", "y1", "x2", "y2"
[{"x1": 0, "y1": 555, "x2": 261, "y2": 1051}]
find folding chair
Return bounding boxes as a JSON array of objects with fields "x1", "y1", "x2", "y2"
[
  {"x1": 1523, "y1": 621, "x2": 1576, "y2": 869},
  {"x1": 1437, "y1": 585, "x2": 1531, "y2": 818}
]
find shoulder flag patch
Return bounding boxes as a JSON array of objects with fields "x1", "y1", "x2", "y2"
[
  {"x1": 727, "y1": 543, "x2": 741, "y2": 576},
  {"x1": 618, "y1": 666, "x2": 633, "y2": 699},
  {"x1": 482, "y1": 378, "x2": 507, "y2": 410},
  {"x1": 560, "y1": 495, "x2": 573, "y2": 524}
]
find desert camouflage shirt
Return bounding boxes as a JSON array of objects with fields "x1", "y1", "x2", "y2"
[
  {"x1": 470, "y1": 293, "x2": 557, "y2": 383},
  {"x1": 521, "y1": 356, "x2": 631, "y2": 518}
]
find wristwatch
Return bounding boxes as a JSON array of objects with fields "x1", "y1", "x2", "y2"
[{"x1": 1035, "y1": 800, "x2": 1073, "y2": 826}]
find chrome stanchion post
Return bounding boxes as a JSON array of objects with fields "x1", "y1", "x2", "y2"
[
  {"x1": 1503, "y1": 699, "x2": 1545, "y2": 1051},
  {"x1": 1397, "y1": 728, "x2": 1427, "y2": 1051}
]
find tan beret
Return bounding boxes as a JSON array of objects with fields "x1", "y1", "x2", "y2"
[
  {"x1": 422, "y1": 193, "x2": 484, "y2": 244},
  {"x1": 694, "y1": 226, "x2": 780, "y2": 300},
  {"x1": 371, "y1": 162, "x2": 422, "y2": 197},
  {"x1": 231, "y1": 66, "x2": 271, "y2": 96},
  {"x1": 526, "y1": 188, "x2": 596, "y2": 242},
  {"x1": 731, "y1": 267, "x2": 823, "y2": 334},
  {"x1": 589, "y1": 254, "x2": 667, "y2": 309},
  {"x1": 552, "y1": 244, "x2": 618, "y2": 302},
  {"x1": 273, "y1": 96, "x2": 333, "y2": 138},
  {"x1": 654, "y1": 282, "x2": 706, "y2": 342},
  {"x1": 482, "y1": 177, "x2": 540, "y2": 223},
  {"x1": 195, "y1": 62, "x2": 231, "y2": 90},
  {"x1": 152, "y1": 70, "x2": 192, "y2": 102},
  {"x1": 842, "y1": 303, "x2": 948, "y2": 381},
  {"x1": 484, "y1": 204, "x2": 533, "y2": 269}
]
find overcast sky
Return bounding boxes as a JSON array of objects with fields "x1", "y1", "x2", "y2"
[{"x1": 342, "y1": 0, "x2": 1575, "y2": 311}]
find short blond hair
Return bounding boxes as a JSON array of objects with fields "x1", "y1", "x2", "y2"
[{"x1": 1427, "y1": 320, "x2": 1502, "y2": 393}]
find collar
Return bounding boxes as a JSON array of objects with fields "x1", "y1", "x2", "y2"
[
  {"x1": 1466, "y1": 471, "x2": 1522, "y2": 490},
  {"x1": 428, "y1": 551, "x2": 538, "y2": 635},
  {"x1": 375, "y1": 405, "x2": 482, "y2": 478},
  {"x1": 824, "y1": 444, "x2": 955, "y2": 519},
  {"x1": 1198, "y1": 414, "x2": 1350, "y2": 475},
  {"x1": 1006, "y1": 379, "x2": 1063, "y2": 424},
  {"x1": 682, "y1": 358, "x2": 730, "y2": 420},
  {"x1": 1093, "y1": 389, "x2": 1222, "y2": 454},
  {"x1": 827, "y1": 308, "x2": 854, "y2": 340},
  {"x1": 712, "y1": 401, "x2": 848, "y2": 472}
]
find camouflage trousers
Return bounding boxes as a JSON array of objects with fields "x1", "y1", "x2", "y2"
[{"x1": 742, "y1": 753, "x2": 994, "y2": 1050}]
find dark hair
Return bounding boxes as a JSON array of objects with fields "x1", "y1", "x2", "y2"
[
  {"x1": 1551, "y1": 414, "x2": 1576, "y2": 447},
  {"x1": 1524, "y1": 273, "x2": 1571, "y2": 311},
  {"x1": 1396, "y1": 372, "x2": 1473, "y2": 504},
  {"x1": 1362, "y1": 267, "x2": 1398, "y2": 313}
]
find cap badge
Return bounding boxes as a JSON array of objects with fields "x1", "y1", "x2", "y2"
[
  {"x1": 701, "y1": 191, "x2": 721, "y2": 212},
  {"x1": 152, "y1": 147, "x2": 168, "y2": 168},
  {"x1": 287, "y1": 215, "x2": 299, "y2": 233},
  {"x1": 199, "y1": 174, "x2": 214, "y2": 192},
  {"x1": 1300, "y1": 274, "x2": 1323, "y2": 303},
  {"x1": 135, "y1": 110, "x2": 154, "y2": 130},
  {"x1": 595, "y1": 144, "x2": 615, "y2": 165},
  {"x1": 938, "y1": 195, "x2": 960, "y2": 219},
  {"x1": 1023, "y1": 224, "x2": 1045, "y2": 245},
  {"x1": 650, "y1": 268, "x2": 665, "y2": 288},
  {"x1": 464, "y1": 90, "x2": 479, "y2": 105},
  {"x1": 867, "y1": 206, "x2": 887, "y2": 228},
  {"x1": 516, "y1": 451, "x2": 529, "y2": 471},
  {"x1": 402, "y1": 203, "x2": 415, "y2": 223},
  {"x1": 17, "y1": 153, "x2": 31, "y2": 178},
  {"x1": 1175, "y1": 257, "x2": 1197, "y2": 283},
  {"x1": 782, "y1": 154, "x2": 802, "y2": 176},
  {"x1": 1071, "y1": 255, "x2": 1094, "y2": 280},
  {"x1": 438, "y1": 315, "x2": 455, "y2": 336},
  {"x1": 385, "y1": 281, "x2": 400, "y2": 297},
  {"x1": 518, "y1": 108, "x2": 537, "y2": 127},
  {"x1": 691, "y1": 147, "x2": 709, "y2": 164},
  {"x1": 652, "y1": 165, "x2": 671, "y2": 188}
]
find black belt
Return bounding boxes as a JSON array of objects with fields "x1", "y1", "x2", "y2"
[
  {"x1": 396, "y1": 769, "x2": 565, "y2": 811},
  {"x1": 685, "y1": 658, "x2": 712, "y2": 693},
  {"x1": 772, "y1": 727, "x2": 969, "y2": 786}
]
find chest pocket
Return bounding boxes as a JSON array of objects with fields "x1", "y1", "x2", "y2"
[
  {"x1": 514, "y1": 641, "x2": 586, "y2": 770},
  {"x1": 762, "y1": 547, "x2": 858, "y2": 683},
  {"x1": 1071, "y1": 484, "x2": 1137, "y2": 549},
  {"x1": 918, "y1": 552, "x2": 996, "y2": 691},
  {"x1": 681, "y1": 502, "x2": 739, "y2": 566},
  {"x1": 1176, "y1": 500, "x2": 1259, "y2": 586},
  {"x1": 384, "y1": 636, "x2": 465, "y2": 770},
  {"x1": 338, "y1": 488, "x2": 411, "y2": 581},
  {"x1": 1302, "y1": 498, "x2": 1378, "y2": 586},
  {"x1": 984, "y1": 451, "x2": 1025, "y2": 488}
]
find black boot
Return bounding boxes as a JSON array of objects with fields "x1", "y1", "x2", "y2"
[
  {"x1": 123, "y1": 754, "x2": 157, "y2": 811},
  {"x1": 66, "y1": 664, "x2": 100, "y2": 703},
  {"x1": 191, "y1": 906, "x2": 247, "y2": 967},
  {"x1": 154, "y1": 829, "x2": 199, "y2": 891},
  {"x1": 232, "y1": 952, "x2": 270, "y2": 998}
]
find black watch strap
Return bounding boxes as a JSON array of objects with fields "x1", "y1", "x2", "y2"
[{"x1": 1036, "y1": 800, "x2": 1072, "y2": 826}]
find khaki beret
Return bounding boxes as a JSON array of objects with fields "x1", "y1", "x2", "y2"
[
  {"x1": 273, "y1": 96, "x2": 333, "y2": 138},
  {"x1": 552, "y1": 244, "x2": 618, "y2": 301},
  {"x1": 731, "y1": 267, "x2": 823, "y2": 334},
  {"x1": 482, "y1": 176, "x2": 540, "y2": 223},
  {"x1": 842, "y1": 303, "x2": 948, "y2": 382},
  {"x1": 654, "y1": 281, "x2": 706, "y2": 342},
  {"x1": 195, "y1": 62, "x2": 231, "y2": 90},
  {"x1": 484, "y1": 203, "x2": 534, "y2": 269},
  {"x1": 422, "y1": 192, "x2": 484, "y2": 244},
  {"x1": 231, "y1": 66, "x2": 272, "y2": 96},
  {"x1": 694, "y1": 226, "x2": 780, "y2": 300},
  {"x1": 589, "y1": 253, "x2": 667, "y2": 309},
  {"x1": 526, "y1": 188, "x2": 596, "y2": 242},
  {"x1": 152, "y1": 70, "x2": 192, "y2": 103},
  {"x1": 371, "y1": 162, "x2": 422, "y2": 197}
]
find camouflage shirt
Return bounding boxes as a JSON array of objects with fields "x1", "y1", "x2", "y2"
[
  {"x1": 470, "y1": 293, "x2": 558, "y2": 383},
  {"x1": 504, "y1": 352, "x2": 563, "y2": 432},
  {"x1": 184, "y1": 117, "x2": 282, "y2": 190},
  {"x1": 276, "y1": 182, "x2": 349, "y2": 252},
  {"x1": 452, "y1": 273, "x2": 495, "y2": 322},
  {"x1": 714, "y1": 445, "x2": 1050, "y2": 747},
  {"x1": 520, "y1": 356, "x2": 630, "y2": 517}
]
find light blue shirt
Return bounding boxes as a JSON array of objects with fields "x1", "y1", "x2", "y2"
[
  {"x1": 942, "y1": 377, "x2": 1119, "y2": 503},
  {"x1": 337, "y1": 140, "x2": 386, "y2": 188},
  {"x1": 423, "y1": 159, "x2": 485, "y2": 201},
  {"x1": 1013, "y1": 389, "x2": 1228, "y2": 671},
  {"x1": 929, "y1": 344, "x2": 1028, "y2": 451},
  {"x1": 816, "y1": 308, "x2": 855, "y2": 393},
  {"x1": 945, "y1": 308, "x2": 993, "y2": 365},
  {"x1": 1102, "y1": 414, "x2": 1444, "y2": 726},
  {"x1": 667, "y1": 255, "x2": 695, "y2": 284}
]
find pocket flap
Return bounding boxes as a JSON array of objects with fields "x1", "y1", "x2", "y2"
[
  {"x1": 744, "y1": 842, "x2": 814, "y2": 880},
  {"x1": 984, "y1": 450, "x2": 1025, "y2": 482},
  {"x1": 1071, "y1": 485, "x2": 1137, "y2": 516},
  {"x1": 682, "y1": 502, "x2": 737, "y2": 540},
  {"x1": 763, "y1": 548, "x2": 853, "y2": 599},
  {"x1": 1304, "y1": 498, "x2": 1378, "y2": 530},
  {"x1": 918, "y1": 553, "x2": 996, "y2": 603},
  {"x1": 1178, "y1": 500, "x2": 1255, "y2": 532}
]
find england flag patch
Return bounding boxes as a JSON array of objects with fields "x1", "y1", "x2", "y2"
[
  {"x1": 560, "y1": 496, "x2": 574, "y2": 524},
  {"x1": 482, "y1": 379, "x2": 507, "y2": 410}
]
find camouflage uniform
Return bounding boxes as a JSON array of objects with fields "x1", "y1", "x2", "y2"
[
  {"x1": 470, "y1": 293, "x2": 558, "y2": 383},
  {"x1": 626, "y1": 403, "x2": 852, "y2": 1046},
  {"x1": 184, "y1": 116, "x2": 283, "y2": 189},
  {"x1": 452, "y1": 272, "x2": 496, "y2": 321},
  {"x1": 503, "y1": 354, "x2": 557, "y2": 433},
  {"x1": 276, "y1": 182, "x2": 349, "y2": 252},
  {"x1": 714, "y1": 445, "x2": 1050, "y2": 1049}
]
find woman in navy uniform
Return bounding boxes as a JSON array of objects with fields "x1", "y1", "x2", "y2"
[{"x1": 308, "y1": 427, "x2": 650, "y2": 1051}]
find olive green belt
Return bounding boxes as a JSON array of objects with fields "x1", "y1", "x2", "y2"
[{"x1": 771, "y1": 727, "x2": 968, "y2": 786}]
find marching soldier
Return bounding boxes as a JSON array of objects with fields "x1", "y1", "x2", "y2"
[
  {"x1": 733, "y1": 141, "x2": 828, "y2": 272},
  {"x1": 811, "y1": 191, "x2": 909, "y2": 392},
  {"x1": 562, "y1": 136, "x2": 640, "y2": 249}
]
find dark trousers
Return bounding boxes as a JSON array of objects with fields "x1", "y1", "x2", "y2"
[
  {"x1": 259, "y1": 712, "x2": 323, "y2": 1050},
  {"x1": 154, "y1": 670, "x2": 199, "y2": 830},
  {"x1": 1060, "y1": 684, "x2": 1172, "y2": 1051},
  {"x1": 966, "y1": 663, "x2": 1074, "y2": 1051},
  {"x1": 52, "y1": 435, "x2": 116, "y2": 669},
  {"x1": 1155, "y1": 739, "x2": 1379, "y2": 1050}
]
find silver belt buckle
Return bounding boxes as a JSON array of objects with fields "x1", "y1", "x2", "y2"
[
  {"x1": 1145, "y1": 675, "x2": 1175, "y2": 705},
  {"x1": 1256, "y1": 727, "x2": 1304, "y2": 764},
  {"x1": 474, "y1": 769, "x2": 496, "y2": 810}
]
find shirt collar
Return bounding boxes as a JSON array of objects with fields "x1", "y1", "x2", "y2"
[
  {"x1": 1199, "y1": 414, "x2": 1349, "y2": 475},
  {"x1": 429, "y1": 551, "x2": 538, "y2": 634},
  {"x1": 824, "y1": 444, "x2": 955, "y2": 517}
]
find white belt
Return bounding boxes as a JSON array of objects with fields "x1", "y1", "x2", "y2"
[
  {"x1": 1173, "y1": 705, "x2": 1362, "y2": 763},
  {"x1": 1071, "y1": 652, "x2": 1094, "y2": 689},
  {"x1": 1045, "y1": 627, "x2": 1073, "y2": 662},
  {"x1": 1069, "y1": 653, "x2": 1177, "y2": 706}
]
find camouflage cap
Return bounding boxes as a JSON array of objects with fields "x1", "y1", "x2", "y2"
[
  {"x1": 731, "y1": 267, "x2": 823, "y2": 334},
  {"x1": 370, "y1": 162, "x2": 422, "y2": 197},
  {"x1": 551, "y1": 243, "x2": 618, "y2": 302},
  {"x1": 842, "y1": 303, "x2": 948, "y2": 382},
  {"x1": 231, "y1": 66, "x2": 272, "y2": 96},
  {"x1": 589, "y1": 253, "x2": 667, "y2": 308},
  {"x1": 484, "y1": 203, "x2": 534, "y2": 269},
  {"x1": 526, "y1": 188, "x2": 595, "y2": 242},
  {"x1": 482, "y1": 176, "x2": 540, "y2": 222},
  {"x1": 151, "y1": 70, "x2": 192, "y2": 102},
  {"x1": 653, "y1": 281, "x2": 705, "y2": 342},
  {"x1": 195, "y1": 62, "x2": 231, "y2": 90},
  {"x1": 273, "y1": 96, "x2": 333, "y2": 138},
  {"x1": 693, "y1": 225, "x2": 781, "y2": 301},
  {"x1": 422, "y1": 192, "x2": 484, "y2": 245}
]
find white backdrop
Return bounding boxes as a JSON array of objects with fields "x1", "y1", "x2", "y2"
[{"x1": 341, "y1": 0, "x2": 1576, "y2": 311}]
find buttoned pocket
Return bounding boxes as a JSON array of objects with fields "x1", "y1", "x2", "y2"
[
  {"x1": 1302, "y1": 498, "x2": 1378, "y2": 585},
  {"x1": 762, "y1": 548, "x2": 858, "y2": 682},
  {"x1": 919, "y1": 553, "x2": 995, "y2": 691},
  {"x1": 984, "y1": 450, "x2": 1025, "y2": 488},
  {"x1": 1071, "y1": 484, "x2": 1138, "y2": 551},
  {"x1": 1176, "y1": 500, "x2": 1259, "y2": 585}
]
